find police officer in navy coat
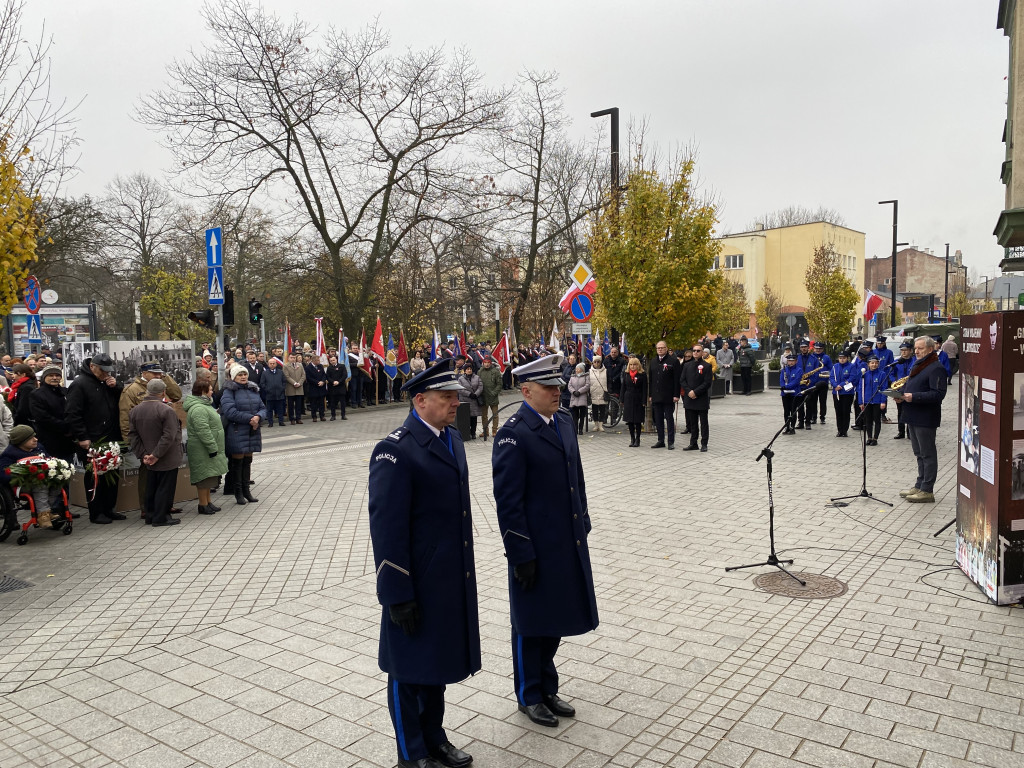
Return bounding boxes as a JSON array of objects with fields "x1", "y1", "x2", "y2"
[
  {"x1": 492, "y1": 353, "x2": 599, "y2": 729},
  {"x1": 368, "y1": 359, "x2": 479, "y2": 768}
]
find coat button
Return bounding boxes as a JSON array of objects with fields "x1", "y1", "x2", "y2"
[
  {"x1": 463, "y1": 510, "x2": 467, "y2": 517},
  {"x1": 570, "y1": 487, "x2": 574, "y2": 493},
  {"x1": 466, "y1": 572, "x2": 470, "y2": 578},
  {"x1": 464, "y1": 541, "x2": 468, "y2": 547},
  {"x1": 574, "y1": 514, "x2": 577, "y2": 519},
  {"x1": 576, "y1": 540, "x2": 581, "y2": 546}
]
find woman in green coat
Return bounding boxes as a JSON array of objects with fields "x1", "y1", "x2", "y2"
[{"x1": 183, "y1": 380, "x2": 229, "y2": 515}]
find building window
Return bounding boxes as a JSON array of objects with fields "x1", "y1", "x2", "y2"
[{"x1": 724, "y1": 253, "x2": 743, "y2": 269}]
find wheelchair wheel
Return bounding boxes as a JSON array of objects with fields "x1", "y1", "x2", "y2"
[
  {"x1": 607, "y1": 395, "x2": 622, "y2": 427},
  {"x1": 62, "y1": 523, "x2": 73, "y2": 536},
  {"x1": 17, "y1": 534, "x2": 27, "y2": 545}
]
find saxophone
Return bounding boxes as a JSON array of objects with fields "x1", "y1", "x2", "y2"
[
  {"x1": 800, "y1": 363, "x2": 824, "y2": 386},
  {"x1": 888, "y1": 375, "x2": 910, "y2": 392}
]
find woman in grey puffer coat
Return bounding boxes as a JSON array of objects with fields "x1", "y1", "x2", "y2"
[
  {"x1": 457, "y1": 364, "x2": 483, "y2": 439},
  {"x1": 568, "y1": 363, "x2": 590, "y2": 435},
  {"x1": 220, "y1": 365, "x2": 267, "y2": 505}
]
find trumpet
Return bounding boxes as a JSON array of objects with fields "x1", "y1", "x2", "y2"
[{"x1": 800, "y1": 363, "x2": 824, "y2": 386}]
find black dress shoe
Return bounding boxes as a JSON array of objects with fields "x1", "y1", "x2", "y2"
[
  {"x1": 207, "y1": 502, "x2": 222, "y2": 512},
  {"x1": 682, "y1": 444, "x2": 699, "y2": 451},
  {"x1": 151, "y1": 518, "x2": 181, "y2": 527},
  {"x1": 650, "y1": 442, "x2": 665, "y2": 449},
  {"x1": 70, "y1": 512, "x2": 81, "y2": 519},
  {"x1": 90, "y1": 515, "x2": 112, "y2": 524},
  {"x1": 518, "y1": 702, "x2": 558, "y2": 727},
  {"x1": 197, "y1": 505, "x2": 216, "y2": 515},
  {"x1": 428, "y1": 741, "x2": 473, "y2": 767},
  {"x1": 700, "y1": 445, "x2": 708, "y2": 452},
  {"x1": 543, "y1": 694, "x2": 575, "y2": 717},
  {"x1": 105, "y1": 511, "x2": 127, "y2": 520},
  {"x1": 666, "y1": 443, "x2": 675, "y2": 450},
  {"x1": 894, "y1": 434, "x2": 905, "y2": 440},
  {"x1": 397, "y1": 759, "x2": 445, "y2": 768},
  {"x1": 169, "y1": 507, "x2": 183, "y2": 514}
]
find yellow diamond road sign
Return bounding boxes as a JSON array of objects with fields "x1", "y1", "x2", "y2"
[{"x1": 571, "y1": 261, "x2": 593, "y2": 290}]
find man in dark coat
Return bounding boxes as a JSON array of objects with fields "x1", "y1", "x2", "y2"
[
  {"x1": 603, "y1": 345, "x2": 626, "y2": 398},
  {"x1": 128, "y1": 379, "x2": 183, "y2": 527},
  {"x1": 65, "y1": 353, "x2": 126, "y2": 524},
  {"x1": 893, "y1": 336, "x2": 947, "y2": 503},
  {"x1": 647, "y1": 341, "x2": 680, "y2": 449},
  {"x1": 492, "y1": 353, "x2": 598, "y2": 728},
  {"x1": 368, "y1": 360, "x2": 479, "y2": 768},
  {"x1": 680, "y1": 343, "x2": 715, "y2": 451}
]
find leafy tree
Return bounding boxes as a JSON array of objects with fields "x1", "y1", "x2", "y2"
[
  {"x1": 947, "y1": 290, "x2": 971, "y2": 319},
  {"x1": 590, "y1": 155, "x2": 722, "y2": 355},
  {"x1": 983, "y1": 298, "x2": 997, "y2": 312},
  {"x1": 0, "y1": 135, "x2": 40, "y2": 325},
  {"x1": 140, "y1": 267, "x2": 202, "y2": 339},
  {"x1": 804, "y1": 242, "x2": 858, "y2": 348},
  {"x1": 754, "y1": 282, "x2": 784, "y2": 340},
  {"x1": 716, "y1": 278, "x2": 749, "y2": 338}
]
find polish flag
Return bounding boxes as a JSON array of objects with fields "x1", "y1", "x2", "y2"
[
  {"x1": 558, "y1": 278, "x2": 597, "y2": 314},
  {"x1": 863, "y1": 289, "x2": 884, "y2": 320}
]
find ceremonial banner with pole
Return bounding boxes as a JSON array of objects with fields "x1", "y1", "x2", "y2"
[
  {"x1": 383, "y1": 333, "x2": 398, "y2": 380},
  {"x1": 314, "y1": 317, "x2": 326, "y2": 359},
  {"x1": 396, "y1": 327, "x2": 411, "y2": 377}
]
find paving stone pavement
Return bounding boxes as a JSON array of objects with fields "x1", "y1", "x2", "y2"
[{"x1": 1, "y1": 386, "x2": 1022, "y2": 768}]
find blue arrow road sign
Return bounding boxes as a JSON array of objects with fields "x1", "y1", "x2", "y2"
[
  {"x1": 208, "y1": 265, "x2": 225, "y2": 305},
  {"x1": 206, "y1": 227, "x2": 222, "y2": 267},
  {"x1": 26, "y1": 313, "x2": 42, "y2": 344}
]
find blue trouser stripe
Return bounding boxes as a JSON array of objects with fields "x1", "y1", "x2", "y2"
[
  {"x1": 392, "y1": 679, "x2": 409, "y2": 760},
  {"x1": 516, "y1": 633, "x2": 526, "y2": 705}
]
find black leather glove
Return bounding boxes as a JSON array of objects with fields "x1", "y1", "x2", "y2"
[
  {"x1": 388, "y1": 601, "x2": 420, "y2": 635},
  {"x1": 513, "y1": 559, "x2": 537, "y2": 590}
]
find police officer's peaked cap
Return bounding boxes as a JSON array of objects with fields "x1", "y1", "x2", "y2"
[
  {"x1": 899, "y1": 339, "x2": 913, "y2": 349},
  {"x1": 875, "y1": 335, "x2": 887, "y2": 343},
  {"x1": 867, "y1": 353, "x2": 879, "y2": 361},
  {"x1": 813, "y1": 340, "x2": 824, "y2": 349},
  {"x1": 401, "y1": 358, "x2": 465, "y2": 396},
  {"x1": 799, "y1": 339, "x2": 810, "y2": 347},
  {"x1": 513, "y1": 353, "x2": 566, "y2": 387}
]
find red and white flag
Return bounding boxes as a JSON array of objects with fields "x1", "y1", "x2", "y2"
[
  {"x1": 314, "y1": 317, "x2": 326, "y2": 357},
  {"x1": 557, "y1": 278, "x2": 596, "y2": 314},
  {"x1": 284, "y1": 319, "x2": 293, "y2": 354},
  {"x1": 359, "y1": 328, "x2": 373, "y2": 376},
  {"x1": 491, "y1": 332, "x2": 511, "y2": 373},
  {"x1": 863, "y1": 289, "x2": 884, "y2": 320}
]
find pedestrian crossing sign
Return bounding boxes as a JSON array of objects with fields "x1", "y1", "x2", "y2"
[{"x1": 208, "y1": 266, "x2": 225, "y2": 305}]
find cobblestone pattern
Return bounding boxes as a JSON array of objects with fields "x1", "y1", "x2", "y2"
[{"x1": 1, "y1": 389, "x2": 1023, "y2": 768}]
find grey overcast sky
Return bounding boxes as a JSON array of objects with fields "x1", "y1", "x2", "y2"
[{"x1": 23, "y1": 0, "x2": 1010, "y2": 278}]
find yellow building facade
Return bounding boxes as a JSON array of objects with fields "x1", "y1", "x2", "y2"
[{"x1": 717, "y1": 221, "x2": 865, "y2": 333}]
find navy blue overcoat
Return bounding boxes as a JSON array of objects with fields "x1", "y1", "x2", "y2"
[
  {"x1": 368, "y1": 412, "x2": 481, "y2": 684},
  {"x1": 491, "y1": 404, "x2": 599, "y2": 638},
  {"x1": 221, "y1": 380, "x2": 267, "y2": 454}
]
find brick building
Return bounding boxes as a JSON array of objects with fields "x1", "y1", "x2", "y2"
[{"x1": 864, "y1": 247, "x2": 966, "y2": 311}]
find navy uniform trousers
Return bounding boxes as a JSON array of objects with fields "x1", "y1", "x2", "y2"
[
  {"x1": 512, "y1": 632, "x2": 561, "y2": 705},
  {"x1": 387, "y1": 678, "x2": 447, "y2": 762}
]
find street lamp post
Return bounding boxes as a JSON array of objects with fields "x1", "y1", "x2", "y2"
[
  {"x1": 878, "y1": 200, "x2": 900, "y2": 327},
  {"x1": 943, "y1": 243, "x2": 950, "y2": 320},
  {"x1": 590, "y1": 107, "x2": 620, "y2": 193}
]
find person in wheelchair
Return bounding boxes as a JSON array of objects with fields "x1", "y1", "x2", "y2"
[{"x1": 0, "y1": 425, "x2": 68, "y2": 529}]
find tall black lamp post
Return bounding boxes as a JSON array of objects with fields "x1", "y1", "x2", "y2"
[{"x1": 878, "y1": 200, "x2": 900, "y2": 327}]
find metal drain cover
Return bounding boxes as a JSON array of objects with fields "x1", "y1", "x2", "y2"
[
  {"x1": 0, "y1": 575, "x2": 34, "y2": 594},
  {"x1": 754, "y1": 572, "x2": 848, "y2": 600}
]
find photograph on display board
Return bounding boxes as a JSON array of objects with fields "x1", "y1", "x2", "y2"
[
  {"x1": 1013, "y1": 439, "x2": 1024, "y2": 501},
  {"x1": 956, "y1": 495, "x2": 997, "y2": 601},
  {"x1": 1000, "y1": 532, "x2": 1024, "y2": 603},
  {"x1": 960, "y1": 374, "x2": 980, "y2": 475},
  {"x1": 1014, "y1": 372, "x2": 1024, "y2": 431},
  {"x1": 60, "y1": 342, "x2": 102, "y2": 383},
  {"x1": 105, "y1": 341, "x2": 195, "y2": 389}
]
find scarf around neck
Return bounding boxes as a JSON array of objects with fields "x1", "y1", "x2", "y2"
[{"x1": 909, "y1": 351, "x2": 937, "y2": 377}]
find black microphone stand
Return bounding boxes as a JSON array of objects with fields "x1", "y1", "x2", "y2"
[
  {"x1": 726, "y1": 389, "x2": 809, "y2": 586},
  {"x1": 830, "y1": 360, "x2": 898, "y2": 508}
]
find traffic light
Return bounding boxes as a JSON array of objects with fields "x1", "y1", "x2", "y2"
[
  {"x1": 223, "y1": 288, "x2": 235, "y2": 326},
  {"x1": 248, "y1": 298, "x2": 263, "y2": 325},
  {"x1": 187, "y1": 309, "x2": 216, "y2": 328}
]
